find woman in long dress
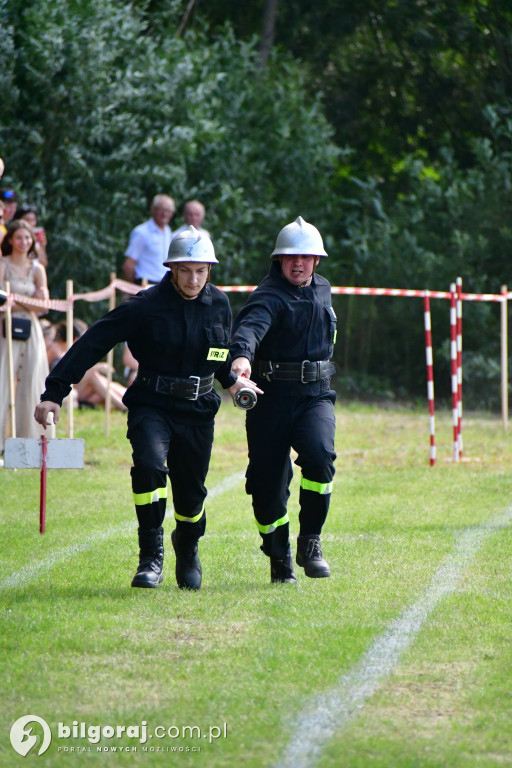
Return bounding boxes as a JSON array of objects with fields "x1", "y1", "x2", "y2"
[{"x1": 0, "y1": 220, "x2": 54, "y2": 454}]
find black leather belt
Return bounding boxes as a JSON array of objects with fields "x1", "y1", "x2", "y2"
[
  {"x1": 255, "y1": 360, "x2": 336, "y2": 382},
  {"x1": 136, "y1": 372, "x2": 214, "y2": 400}
]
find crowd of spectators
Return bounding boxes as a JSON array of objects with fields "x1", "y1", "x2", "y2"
[{"x1": 0, "y1": 151, "x2": 213, "y2": 455}]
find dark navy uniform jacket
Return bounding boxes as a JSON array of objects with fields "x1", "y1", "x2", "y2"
[
  {"x1": 230, "y1": 261, "x2": 337, "y2": 397},
  {"x1": 41, "y1": 273, "x2": 237, "y2": 422}
]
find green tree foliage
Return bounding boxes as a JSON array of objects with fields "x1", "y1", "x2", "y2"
[
  {"x1": 172, "y1": 0, "x2": 512, "y2": 408},
  {"x1": 0, "y1": 0, "x2": 338, "y2": 297},
  {"x1": 198, "y1": 0, "x2": 512, "y2": 178},
  {"x1": 282, "y1": 0, "x2": 512, "y2": 176},
  {"x1": 331, "y1": 105, "x2": 512, "y2": 403}
]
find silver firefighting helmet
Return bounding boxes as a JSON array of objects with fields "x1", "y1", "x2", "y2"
[
  {"x1": 163, "y1": 225, "x2": 218, "y2": 265},
  {"x1": 270, "y1": 216, "x2": 328, "y2": 258}
]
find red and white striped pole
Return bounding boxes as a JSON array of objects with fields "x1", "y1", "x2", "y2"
[
  {"x1": 456, "y1": 277, "x2": 463, "y2": 459},
  {"x1": 39, "y1": 435, "x2": 48, "y2": 534},
  {"x1": 450, "y1": 283, "x2": 459, "y2": 462},
  {"x1": 423, "y1": 291, "x2": 436, "y2": 466}
]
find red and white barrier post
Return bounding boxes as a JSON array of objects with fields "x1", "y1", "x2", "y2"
[
  {"x1": 39, "y1": 436, "x2": 48, "y2": 533},
  {"x1": 456, "y1": 277, "x2": 463, "y2": 458},
  {"x1": 501, "y1": 285, "x2": 508, "y2": 430},
  {"x1": 423, "y1": 291, "x2": 436, "y2": 466},
  {"x1": 450, "y1": 283, "x2": 459, "y2": 462}
]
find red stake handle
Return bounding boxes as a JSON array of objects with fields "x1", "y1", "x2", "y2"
[{"x1": 40, "y1": 436, "x2": 47, "y2": 533}]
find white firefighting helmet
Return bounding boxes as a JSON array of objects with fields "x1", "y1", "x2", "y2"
[
  {"x1": 163, "y1": 225, "x2": 218, "y2": 265},
  {"x1": 270, "y1": 216, "x2": 328, "y2": 258}
]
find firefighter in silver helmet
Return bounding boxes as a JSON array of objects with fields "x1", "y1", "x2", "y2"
[
  {"x1": 34, "y1": 226, "x2": 261, "y2": 591},
  {"x1": 230, "y1": 217, "x2": 337, "y2": 584}
]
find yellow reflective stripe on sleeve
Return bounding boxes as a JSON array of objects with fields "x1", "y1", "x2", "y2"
[
  {"x1": 133, "y1": 486, "x2": 167, "y2": 506},
  {"x1": 207, "y1": 347, "x2": 229, "y2": 361},
  {"x1": 255, "y1": 513, "x2": 289, "y2": 535},
  {"x1": 174, "y1": 506, "x2": 205, "y2": 524},
  {"x1": 300, "y1": 477, "x2": 333, "y2": 495},
  {"x1": 333, "y1": 330, "x2": 337, "y2": 344}
]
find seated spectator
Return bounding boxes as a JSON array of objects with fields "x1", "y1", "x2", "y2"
[
  {"x1": 0, "y1": 162, "x2": 7, "y2": 244},
  {"x1": 13, "y1": 205, "x2": 48, "y2": 267},
  {"x1": 40, "y1": 319, "x2": 56, "y2": 353},
  {"x1": 122, "y1": 342, "x2": 139, "y2": 386},
  {"x1": 172, "y1": 199, "x2": 211, "y2": 240},
  {"x1": 46, "y1": 319, "x2": 86, "y2": 372},
  {"x1": 47, "y1": 320, "x2": 127, "y2": 412}
]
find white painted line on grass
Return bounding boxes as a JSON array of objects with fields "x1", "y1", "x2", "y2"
[
  {"x1": 0, "y1": 528, "x2": 131, "y2": 589},
  {"x1": 0, "y1": 471, "x2": 244, "y2": 590},
  {"x1": 208, "y1": 471, "x2": 245, "y2": 499},
  {"x1": 277, "y1": 506, "x2": 512, "y2": 768}
]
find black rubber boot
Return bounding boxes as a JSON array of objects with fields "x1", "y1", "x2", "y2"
[
  {"x1": 171, "y1": 528, "x2": 202, "y2": 590},
  {"x1": 296, "y1": 534, "x2": 331, "y2": 578},
  {"x1": 131, "y1": 527, "x2": 164, "y2": 588},
  {"x1": 270, "y1": 546, "x2": 297, "y2": 584}
]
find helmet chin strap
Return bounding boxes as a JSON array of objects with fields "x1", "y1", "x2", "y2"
[{"x1": 171, "y1": 264, "x2": 211, "y2": 299}]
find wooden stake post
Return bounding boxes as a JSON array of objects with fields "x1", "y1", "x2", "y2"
[
  {"x1": 104, "y1": 272, "x2": 117, "y2": 437},
  {"x1": 4, "y1": 281, "x2": 16, "y2": 440},
  {"x1": 66, "y1": 279, "x2": 74, "y2": 438},
  {"x1": 501, "y1": 285, "x2": 508, "y2": 430}
]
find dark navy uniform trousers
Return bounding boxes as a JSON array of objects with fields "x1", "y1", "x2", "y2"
[
  {"x1": 127, "y1": 405, "x2": 213, "y2": 541},
  {"x1": 245, "y1": 389, "x2": 336, "y2": 558}
]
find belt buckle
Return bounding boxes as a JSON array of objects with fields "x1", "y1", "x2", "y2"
[
  {"x1": 263, "y1": 361, "x2": 273, "y2": 382},
  {"x1": 187, "y1": 375, "x2": 201, "y2": 400},
  {"x1": 300, "y1": 360, "x2": 311, "y2": 383}
]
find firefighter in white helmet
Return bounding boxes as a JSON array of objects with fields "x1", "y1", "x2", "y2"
[
  {"x1": 231, "y1": 217, "x2": 337, "y2": 583},
  {"x1": 34, "y1": 226, "x2": 261, "y2": 591}
]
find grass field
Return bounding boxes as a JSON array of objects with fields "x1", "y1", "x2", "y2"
[{"x1": 1, "y1": 400, "x2": 512, "y2": 767}]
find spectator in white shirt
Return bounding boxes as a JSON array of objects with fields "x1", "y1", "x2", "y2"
[
  {"x1": 172, "y1": 199, "x2": 210, "y2": 241},
  {"x1": 123, "y1": 194, "x2": 175, "y2": 284}
]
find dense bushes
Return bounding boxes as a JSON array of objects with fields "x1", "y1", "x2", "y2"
[{"x1": 0, "y1": 0, "x2": 338, "y2": 294}]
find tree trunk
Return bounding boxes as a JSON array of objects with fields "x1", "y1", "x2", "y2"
[
  {"x1": 259, "y1": 0, "x2": 278, "y2": 68},
  {"x1": 177, "y1": 0, "x2": 197, "y2": 37}
]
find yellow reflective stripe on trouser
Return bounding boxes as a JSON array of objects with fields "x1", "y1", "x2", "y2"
[
  {"x1": 255, "y1": 513, "x2": 289, "y2": 535},
  {"x1": 133, "y1": 486, "x2": 167, "y2": 506},
  {"x1": 300, "y1": 477, "x2": 333, "y2": 495},
  {"x1": 174, "y1": 506, "x2": 205, "y2": 524}
]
